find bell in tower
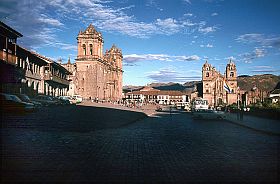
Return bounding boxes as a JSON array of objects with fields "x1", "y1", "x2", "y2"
[
  {"x1": 202, "y1": 60, "x2": 213, "y2": 81},
  {"x1": 76, "y1": 24, "x2": 104, "y2": 60},
  {"x1": 226, "y1": 59, "x2": 237, "y2": 80}
]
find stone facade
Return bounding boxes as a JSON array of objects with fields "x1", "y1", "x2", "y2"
[
  {"x1": 63, "y1": 24, "x2": 123, "y2": 100},
  {"x1": 202, "y1": 60, "x2": 238, "y2": 106}
]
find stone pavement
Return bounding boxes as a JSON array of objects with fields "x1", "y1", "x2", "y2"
[
  {"x1": 1, "y1": 104, "x2": 279, "y2": 183},
  {"x1": 225, "y1": 112, "x2": 280, "y2": 136},
  {"x1": 82, "y1": 100, "x2": 158, "y2": 116}
]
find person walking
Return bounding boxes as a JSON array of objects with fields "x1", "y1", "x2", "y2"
[
  {"x1": 240, "y1": 107, "x2": 244, "y2": 121},
  {"x1": 237, "y1": 108, "x2": 241, "y2": 120}
]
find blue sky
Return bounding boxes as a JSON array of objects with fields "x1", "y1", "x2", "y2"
[{"x1": 1, "y1": 0, "x2": 280, "y2": 85}]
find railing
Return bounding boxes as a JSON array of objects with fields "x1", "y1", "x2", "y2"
[
  {"x1": 0, "y1": 50, "x2": 17, "y2": 65},
  {"x1": 44, "y1": 72, "x2": 70, "y2": 86}
]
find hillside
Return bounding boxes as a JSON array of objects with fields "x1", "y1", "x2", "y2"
[
  {"x1": 123, "y1": 74, "x2": 280, "y2": 93},
  {"x1": 238, "y1": 74, "x2": 280, "y2": 91}
]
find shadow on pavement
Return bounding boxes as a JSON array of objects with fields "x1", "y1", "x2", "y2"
[{"x1": 1, "y1": 105, "x2": 148, "y2": 133}]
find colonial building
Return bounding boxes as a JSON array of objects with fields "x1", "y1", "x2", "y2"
[
  {"x1": 124, "y1": 86, "x2": 190, "y2": 105},
  {"x1": 202, "y1": 60, "x2": 238, "y2": 106},
  {"x1": 241, "y1": 86, "x2": 269, "y2": 106},
  {"x1": 62, "y1": 24, "x2": 123, "y2": 100},
  {"x1": 0, "y1": 21, "x2": 70, "y2": 97}
]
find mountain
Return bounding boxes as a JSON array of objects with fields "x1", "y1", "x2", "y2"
[
  {"x1": 123, "y1": 74, "x2": 280, "y2": 93},
  {"x1": 122, "y1": 85, "x2": 143, "y2": 93},
  {"x1": 238, "y1": 74, "x2": 280, "y2": 91}
]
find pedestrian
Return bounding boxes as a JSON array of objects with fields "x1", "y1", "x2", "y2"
[
  {"x1": 237, "y1": 108, "x2": 241, "y2": 120},
  {"x1": 240, "y1": 107, "x2": 244, "y2": 121}
]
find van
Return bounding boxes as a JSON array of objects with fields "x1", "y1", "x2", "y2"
[{"x1": 73, "y1": 95, "x2": 83, "y2": 103}]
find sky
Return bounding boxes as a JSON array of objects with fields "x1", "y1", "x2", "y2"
[{"x1": 1, "y1": 0, "x2": 280, "y2": 86}]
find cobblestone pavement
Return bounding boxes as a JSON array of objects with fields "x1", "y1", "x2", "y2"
[{"x1": 1, "y1": 105, "x2": 279, "y2": 183}]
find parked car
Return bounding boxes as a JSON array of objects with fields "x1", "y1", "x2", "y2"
[
  {"x1": 0, "y1": 93, "x2": 35, "y2": 113},
  {"x1": 192, "y1": 109, "x2": 226, "y2": 120},
  {"x1": 156, "y1": 105, "x2": 175, "y2": 112},
  {"x1": 17, "y1": 94, "x2": 42, "y2": 108},
  {"x1": 53, "y1": 96, "x2": 70, "y2": 105},
  {"x1": 50, "y1": 96, "x2": 68, "y2": 105},
  {"x1": 72, "y1": 95, "x2": 83, "y2": 103},
  {"x1": 32, "y1": 95, "x2": 57, "y2": 106},
  {"x1": 59, "y1": 96, "x2": 76, "y2": 104}
]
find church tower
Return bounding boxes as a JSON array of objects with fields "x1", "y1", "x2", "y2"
[
  {"x1": 75, "y1": 24, "x2": 105, "y2": 99},
  {"x1": 74, "y1": 24, "x2": 123, "y2": 100},
  {"x1": 103, "y1": 44, "x2": 123, "y2": 100},
  {"x1": 225, "y1": 60, "x2": 238, "y2": 104},
  {"x1": 77, "y1": 24, "x2": 103, "y2": 59},
  {"x1": 202, "y1": 60, "x2": 215, "y2": 105}
]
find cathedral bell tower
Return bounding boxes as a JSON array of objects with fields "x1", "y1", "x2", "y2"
[
  {"x1": 225, "y1": 59, "x2": 238, "y2": 104},
  {"x1": 75, "y1": 24, "x2": 105, "y2": 99},
  {"x1": 202, "y1": 60, "x2": 213, "y2": 81},
  {"x1": 202, "y1": 60, "x2": 214, "y2": 105},
  {"x1": 77, "y1": 24, "x2": 103, "y2": 60}
]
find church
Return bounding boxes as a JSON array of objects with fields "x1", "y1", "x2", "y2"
[
  {"x1": 63, "y1": 24, "x2": 123, "y2": 101},
  {"x1": 202, "y1": 60, "x2": 238, "y2": 106}
]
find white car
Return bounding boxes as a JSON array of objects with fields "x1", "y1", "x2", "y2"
[
  {"x1": 192, "y1": 109, "x2": 226, "y2": 120},
  {"x1": 72, "y1": 95, "x2": 83, "y2": 103},
  {"x1": 59, "y1": 96, "x2": 77, "y2": 104}
]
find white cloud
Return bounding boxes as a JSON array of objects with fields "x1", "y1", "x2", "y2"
[
  {"x1": 239, "y1": 48, "x2": 266, "y2": 63},
  {"x1": 250, "y1": 65, "x2": 280, "y2": 73},
  {"x1": 123, "y1": 53, "x2": 200, "y2": 64},
  {"x1": 146, "y1": 67, "x2": 201, "y2": 83},
  {"x1": 146, "y1": 0, "x2": 163, "y2": 11},
  {"x1": 251, "y1": 69, "x2": 280, "y2": 73},
  {"x1": 183, "y1": 0, "x2": 192, "y2": 4},
  {"x1": 254, "y1": 48, "x2": 265, "y2": 57},
  {"x1": 252, "y1": 65, "x2": 273, "y2": 69},
  {"x1": 198, "y1": 26, "x2": 217, "y2": 34},
  {"x1": 184, "y1": 13, "x2": 193, "y2": 17},
  {"x1": 1, "y1": 0, "x2": 219, "y2": 50},
  {"x1": 225, "y1": 56, "x2": 236, "y2": 61},
  {"x1": 155, "y1": 18, "x2": 182, "y2": 34},
  {"x1": 236, "y1": 33, "x2": 280, "y2": 48},
  {"x1": 211, "y1": 12, "x2": 218, "y2": 16},
  {"x1": 38, "y1": 16, "x2": 64, "y2": 27},
  {"x1": 200, "y1": 44, "x2": 213, "y2": 48}
]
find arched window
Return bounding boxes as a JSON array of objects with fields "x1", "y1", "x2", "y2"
[
  {"x1": 206, "y1": 72, "x2": 209, "y2": 77},
  {"x1": 230, "y1": 72, "x2": 234, "y2": 77},
  {"x1": 83, "y1": 44, "x2": 86, "y2": 55},
  {"x1": 206, "y1": 89, "x2": 209, "y2": 93},
  {"x1": 90, "y1": 44, "x2": 93, "y2": 55}
]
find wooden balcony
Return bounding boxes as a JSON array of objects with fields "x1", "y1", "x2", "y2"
[
  {"x1": 44, "y1": 72, "x2": 70, "y2": 86},
  {"x1": 0, "y1": 50, "x2": 17, "y2": 65}
]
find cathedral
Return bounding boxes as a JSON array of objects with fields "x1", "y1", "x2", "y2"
[
  {"x1": 202, "y1": 60, "x2": 238, "y2": 106},
  {"x1": 62, "y1": 24, "x2": 123, "y2": 100}
]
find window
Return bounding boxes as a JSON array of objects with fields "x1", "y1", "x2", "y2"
[
  {"x1": 206, "y1": 72, "x2": 209, "y2": 77},
  {"x1": 230, "y1": 72, "x2": 234, "y2": 77},
  {"x1": 90, "y1": 44, "x2": 93, "y2": 55},
  {"x1": 206, "y1": 89, "x2": 209, "y2": 93},
  {"x1": 83, "y1": 44, "x2": 86, "y2": 55}
]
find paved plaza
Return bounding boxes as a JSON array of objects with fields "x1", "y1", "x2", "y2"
[{"x1": 1, "y1": 103, "x2": 279, "y2": 183}]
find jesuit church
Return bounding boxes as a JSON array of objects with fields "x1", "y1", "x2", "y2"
[
  {"x1": 202, "y1": 60, "x2": 238, "y2": 106},
  {"x1": 62, "y1": 24, "x2": 123, "y2": 101}
]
